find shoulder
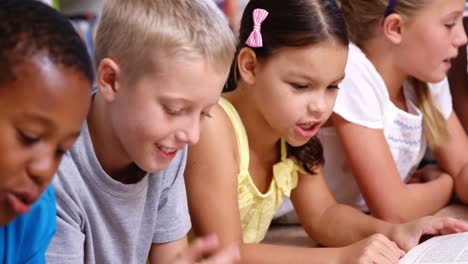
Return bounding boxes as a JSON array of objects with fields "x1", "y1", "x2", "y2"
[
  {"x1": 185, "y1": 98, "x2": 239, "y2": 185},
  {"x1": 341, "y1": 43, "x2": 388, "y2": 97},
  {"x1": 334, "y1": 44, "x2": 388, "y2": 129},
  {"x1": 187, "y1": 100, "x2": 238, "y2": 170}
]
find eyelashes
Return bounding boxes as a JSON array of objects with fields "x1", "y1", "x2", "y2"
[{"x1": 163, "y1": 106, "x2": 212, "y2": 118}]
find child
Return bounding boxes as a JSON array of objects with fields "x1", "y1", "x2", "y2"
[
  {"x1": 309, "y1": 0, "x2": 468, "y2": 222},
  {"x1": 45, "y1": 0, "x2": 239, "y2": 263},
  {"x1": 0, "y1": 0, "x2": 93, "y2": 263},
  {"x1": 184, "y1": 0, "x2": 468, "y2": 263}
]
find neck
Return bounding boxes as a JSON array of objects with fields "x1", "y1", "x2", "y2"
[
  {"x1": 224, "y1": 82, "x2": 281, "y2": 163},
  {"x1": 360, "y1": 38, "x2": 407, "y2": 104},
  {"x1": 87, "y1": 93, "x2": 144, "y2": 183}
]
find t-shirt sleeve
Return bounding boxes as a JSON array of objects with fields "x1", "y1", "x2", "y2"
[
  {"x1": 153, "y1": 146, "x2": 191, "y2": 243},
  {"x1": 333, "y1": 44, "x2": 386, "y2": 129},
  {"x1": 46, "y1": 164, "x2": 86, "y2": 264},
  {"x1": 21, "y1": 185, "x2": 56, "y2": 264},
  {"x1": 429, "y1": 77, "x2": 453, "y2": 119}
]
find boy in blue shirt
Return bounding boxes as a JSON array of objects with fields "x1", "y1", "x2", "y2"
[{"x1": 0, "y1": 0, "x2": 94, "y2": 263}]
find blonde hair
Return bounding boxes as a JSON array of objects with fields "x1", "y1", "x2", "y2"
[
  {"x1": 338, "y1": 0, "x2": 449, "y2": 147},
  {"x1": 94, "y1": 0, "x2": 236, "y2": 83}
]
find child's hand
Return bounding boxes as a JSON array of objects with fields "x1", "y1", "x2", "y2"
[
  {"x1": 389, "y1": 216, "x2": 468, "y2": 252},
  {"x1": 407, "y1": 165, "x2": 449, "y2": 183},
  {"x1": 171, "y1": 235, "x2": 240, "y2": 264},
  {"x1": 338, "y1": 234, "x2": 404, "y2": 264}
]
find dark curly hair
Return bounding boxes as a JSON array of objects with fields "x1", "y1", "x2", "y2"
[
  {"x1": 226, "y1": 0, "x2": 348, "y2": 174},
  {"x1": 0, "y1": 0, "x2": 94, "y2": 86}
]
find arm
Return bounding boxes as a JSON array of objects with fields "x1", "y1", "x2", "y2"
[
  {"x1": 332, "y1": 113, "x2": 453, "y2": 223},
  {"x1": 292, "y1": 168, "x2": 393, "y2": 246},
  {"x1": 150, "y1": 235, "x2": 240, "y2": 264},
  {"x1": 292, "y1": 167, "x2": 468, "y2": 252},
  {"x1": 149, "y1": 237, "x2": 189, "y2": 264},
  {"x1": 185, "y1": 105, "x2": 402, "y2": 264},
  {"x1": 432, "y1": 112, "x2": 468, "y2": 203}
]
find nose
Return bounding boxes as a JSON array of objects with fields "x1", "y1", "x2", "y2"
[
  {"x1": 176, "y1": 116, "x2": 201, "y2": 145},
  {"x1": 307, "y1": 90, "x2": 329, "y2": 117},
  {"x1": 28, "y1": 146, "x2": 58, "y2": 186},
  {"x1": 454, "y1": 22, "x2": 468, "y2": 47}
]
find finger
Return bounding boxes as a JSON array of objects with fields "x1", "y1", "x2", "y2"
[
  {"x1": 425, "y1": 217, "x2": 468, "y2": 235},
  {"x1": 204, "y1": 243, "x2": 240, "y2": 264},
  {"x1": 378, "y1": 239, "x2": 403, "y2": 263},
  {"x1": 366, "y1": 235, "x2": 401, "y2": 264},
  {"x1": 372, "y1": 251, "x2": 396, "y2": 264},
  {"x1": 180, "y1": 235, "x2": 219, "y2": 262},
  {"x1": 440, "y1": 218, "x2": 468, "y2": 234}
]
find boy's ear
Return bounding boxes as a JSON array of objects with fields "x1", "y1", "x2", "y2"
[
  {"x1": 97, "y1": 58, "x2": 121, "y2": 102},
  {"x1": 382, "y1": 13, "x2": 404, "y2": 44},
  {"x1": 237, "y1": 47, "x2": 258, "y2": 85}
]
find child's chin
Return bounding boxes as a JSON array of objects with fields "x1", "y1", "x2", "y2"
[
  {"x1": 0, "y1": 210, "x2": 19, "y2": 226},
  {"x1": 141, "y1": 161, "x2": 170, "y2": 174}
]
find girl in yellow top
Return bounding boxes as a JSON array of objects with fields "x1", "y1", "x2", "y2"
[{"x1": 185, "y1": 0, "x2": 468, "y2": 263}]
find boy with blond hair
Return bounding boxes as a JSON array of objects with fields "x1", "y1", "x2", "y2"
[{"x1": 45, "y1": 0, "x2": 237, "y2": 263}]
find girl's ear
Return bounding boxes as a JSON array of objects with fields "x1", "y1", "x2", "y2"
[
  {"x1": 237, "y1": 47, "x2": 258, "y2": 85},
  {"x1": 382, "y1": 13, "x2": 404, "y2": 45},
  {"x1": 97, "y1": 58, "x2": 121, "y2": 102}
]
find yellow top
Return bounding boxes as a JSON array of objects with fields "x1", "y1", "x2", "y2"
[{"x1": 218, "y1": 97, "x2": 304, "y2": 244}]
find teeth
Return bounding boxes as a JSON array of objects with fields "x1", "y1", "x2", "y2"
[
  {"x1": 158, "y1": 145, "x2": 176, "y2": 154},
  {"x1": 299, "y1": 123, "x2": 314, "y2": 129}
]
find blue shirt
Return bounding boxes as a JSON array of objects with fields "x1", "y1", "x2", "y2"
[{"x1": 0, "y1": 185, "x2": 56, "y2": 264}]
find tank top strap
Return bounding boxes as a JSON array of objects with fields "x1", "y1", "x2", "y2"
[
  {"x1": 280, "y1": 137, "x2": 288, "y2": 161},
  {"x1": 218, "y1": 97, "x2": 250, "y2": 172}
]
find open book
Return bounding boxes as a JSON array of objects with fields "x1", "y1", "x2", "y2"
[{"x1": 399, "y1": 232, "x2": 468, "y2": 264}]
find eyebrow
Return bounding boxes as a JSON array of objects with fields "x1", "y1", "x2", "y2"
[
  {"x1": 159, "y1": 95, "x2": 193, "y2": 104},
  {"x1": 445, "y1": 10, "x2": 464, "y2": 19},
  {"x1": 333, "y1": 74, "x2": 346, "y2": 84},
  {"x1": 22, "y1": 113, "x2": 82, "y2": 139},
  {"x1": 288, "y1": 73, "x2": 346, "y2": 86},
  {"x1": 159, "y1": 95, "x2": 219, "y2": 108},
  {"x1": 22, "y1": 113, "x2": 54, "y2": 127}
]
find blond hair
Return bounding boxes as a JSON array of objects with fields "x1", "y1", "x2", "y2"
[
  {"x1": 338, "y1": 0, "x2": 449, "y2": 147},
  {"x1": 94, "y1": 0, "x2": 236, "y2": 83}
]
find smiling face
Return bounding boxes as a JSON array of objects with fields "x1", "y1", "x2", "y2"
[
  {"x1": 397, "y1": 0, "x2": 467, "y2": 82},
  {"x1": 251, "y1": 40, "x2": 348, "y2": 146},
  {"x1": 108, "y1": 56, "x2": 229, "y2": 172},
  {"x1": 0, "y1": 56, "x2": 91, "y2": 225}
]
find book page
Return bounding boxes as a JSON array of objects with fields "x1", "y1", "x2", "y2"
[{"x1": 400, "y1": 232, "x2": 468, "y2": 264}]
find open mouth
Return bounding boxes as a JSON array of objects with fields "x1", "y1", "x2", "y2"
[
  {"x1": 6, "y1": 192, "x2": 33, "y2": 214},
  {"x1": 295, "y1": 122, "x2": 321, "y2": 138},
  {"x1": 156, "y1": 144, "x2": 179, "y2": 161},
  {"x1": 156, "y1": 144, "x2": 177, "y2": 154}
]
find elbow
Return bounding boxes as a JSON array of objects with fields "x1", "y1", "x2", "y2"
[
  {"x1": 455, "y1": 165, "x2": 468, "y2": 204},
  {"x1": 456, "y1": 182, "x2": 468, "y2": 205}
]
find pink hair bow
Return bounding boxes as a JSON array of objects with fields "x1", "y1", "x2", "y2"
[{"x1": 245, "y1": 8, "x2": 269, "y2": 48}]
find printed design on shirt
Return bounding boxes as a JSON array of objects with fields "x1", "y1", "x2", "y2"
[
  {"x1": 386, "y1": 114, "x2": 424, "y2": 180},
  {"x1": 387, "y1": 135, "x2": 420, "y2": 146},
  {"x1": 393, "y1": 119, "x2": 422, "y2": 131},
  {"x1": 387, "y1": 119, "x2": 422, "y2": 146}
]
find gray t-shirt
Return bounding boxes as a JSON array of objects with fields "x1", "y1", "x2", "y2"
[{"x1": 46, "y1": 122, "x2": 191, "y2": 264}]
